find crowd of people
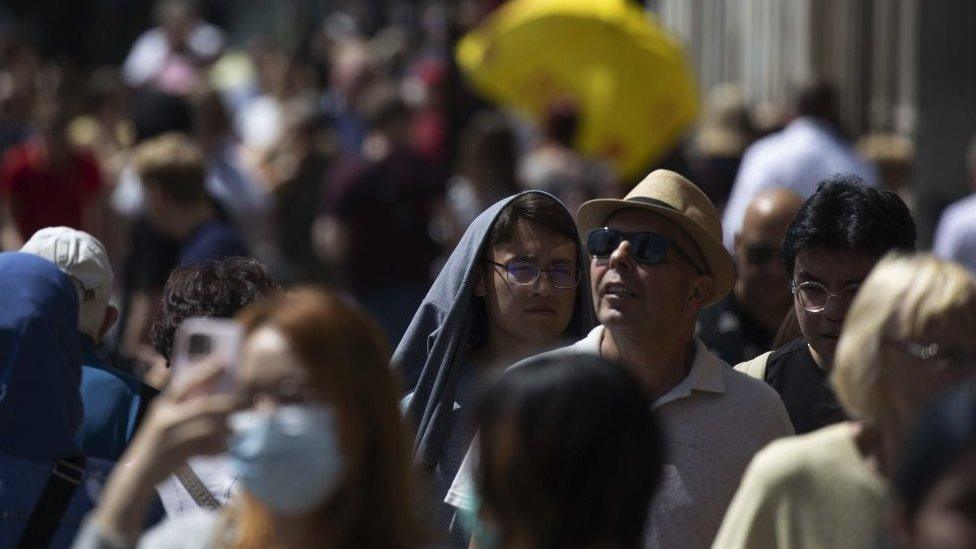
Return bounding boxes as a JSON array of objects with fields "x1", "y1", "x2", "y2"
[{"x1": 3, "y1": 1, "x2": 976, "y2": 548}]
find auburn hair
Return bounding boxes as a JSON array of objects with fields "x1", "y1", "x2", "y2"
[{"x1": 230, "y1": 287, "x2": 425, "y2": 549}]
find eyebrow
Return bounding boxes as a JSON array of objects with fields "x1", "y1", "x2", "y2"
[
  {"x1": 508, "y1": 254, "x2": 576, "y2": 264},
  {"x1": 796, "y1": 270, "x2": 865, "y2": 286},
  {"x1": 795, "y1": 270, "x2": 822, "y2": 283}
]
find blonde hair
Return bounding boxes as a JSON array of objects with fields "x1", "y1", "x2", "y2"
[
  {"x1": 833, "y1": 253, "x2": 976, "y2": 423},
  {"x1": 132, "y1": 132, "x2": 207, "y2": 204}
]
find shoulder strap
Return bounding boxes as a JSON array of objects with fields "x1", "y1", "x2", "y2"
[
  {"x1": 174, "y1": 463, "x2": 221, "y2": 511},
  {"x1": 17, "y1": 456, "x2": 86, "y2": 549},
  {"x1": 735, "y1": 351, "x2": 772, "y2": 381}
]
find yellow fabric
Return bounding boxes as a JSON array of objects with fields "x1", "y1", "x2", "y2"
[
  {"x1": 712, "y1": 422, "x2": 889, "y2": 549},
  {"x1": 456, "y1": 0, "x2": 699, "y2": 179}
]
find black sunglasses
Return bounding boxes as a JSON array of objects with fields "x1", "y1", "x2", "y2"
[{"x1": 586, "y1": 228, "x2": 706, "y2": 275}]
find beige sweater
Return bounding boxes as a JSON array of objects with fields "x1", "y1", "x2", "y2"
[{"x1": 712, "y1": 422, "x2": 889, "y2": 549}]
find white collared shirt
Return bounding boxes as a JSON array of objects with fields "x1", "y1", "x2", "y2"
[{"x1": 445, "y1": 325, "x2": 794, "y2": 549}]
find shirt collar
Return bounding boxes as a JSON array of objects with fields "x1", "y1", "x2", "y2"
[
  {"x1": 574, "y1": 325, "x2": 604, "y2": 355},
  {"x1": 582, "y1": 326, "x2": 727, "y2": 409}
]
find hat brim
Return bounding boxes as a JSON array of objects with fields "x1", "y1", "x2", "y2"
[{"x1": 577, "y1": 198, "x2": 735, "y2": 307}]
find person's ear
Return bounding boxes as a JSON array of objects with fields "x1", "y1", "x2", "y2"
[
  {"x1": 685, "y1": 275, "x2": 714, "y2": 315},
  {"x1": 97, "y1": 305, "x2": 119, "y2": 342}
]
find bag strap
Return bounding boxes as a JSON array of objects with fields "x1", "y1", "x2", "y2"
[
  {"x1": 174, "y1": 463, "x2": 221, "y2": 511},
  {"x1": 17, "y1": 456, "x2": 86, "y2": 549}
]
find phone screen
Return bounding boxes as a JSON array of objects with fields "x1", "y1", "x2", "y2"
[{"x1": 169, "y1": 317, "x2": 244, "y2": 395}]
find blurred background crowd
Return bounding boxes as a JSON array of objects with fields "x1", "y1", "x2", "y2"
[{"x1": 1, "y1": 0, "x2": 974, "y2": 364}]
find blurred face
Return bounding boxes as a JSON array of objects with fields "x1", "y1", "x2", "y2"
[
  {"x1": 882, "y1": 325, "x2": 976, "y2": 429},
  {"x1": 238, "y1": 326, "x2": 319, "y2": 409},
  {"x1": 905, "y1": 448, "x2": 976, "y2": 549},
  {"x1": 477, "y1": 220, "x2": 578, "y2": 351},
  {"x1": 591, "y1": 209, "x2": 709, "y2": 333},
  {"x1": 143, "y1": 184, "x2": 177, "y2": 236},
  {"x1": 735, "y1": 211, "x2": 793, "y2": 318},
  {"x1": 792, "y1": 248, "x2": 877, "y2": 368}
]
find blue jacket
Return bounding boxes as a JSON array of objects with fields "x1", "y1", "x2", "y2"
[
  {"x1": 0, "y1": 253, "x2": 159, "y2": 548},
  {"x1": 76, "y1": 335, "x2": 158, "y2": 461}
]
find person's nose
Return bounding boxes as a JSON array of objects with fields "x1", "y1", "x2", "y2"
[
  {"x1": 532, "y1": 268, "x2": 555, "y2": 296},
  {"x1": 608, "y1": 240, "x2": 633, "y2": 271},
  {"x1": 821, "y1": 293, "x2": 847, "y2": 322}
]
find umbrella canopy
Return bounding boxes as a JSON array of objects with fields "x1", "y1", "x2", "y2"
[{"x1": 457, "y1": 0, "x2": 699, "y2": 180}]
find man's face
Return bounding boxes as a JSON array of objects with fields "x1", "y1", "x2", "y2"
[
  {"x1": 735, "y1": 213, "x2": 793, "y2": 318},
  {"x1": 591, "y1": 209, "x2": 707, "y2": 333},
  {"x1": 792, "y1": 248, "x2": 877, "y2": 367},
  {"x1": 478, "y1": 219, "x2": 579, "y2": 351}
]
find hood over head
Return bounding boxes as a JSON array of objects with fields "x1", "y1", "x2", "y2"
[
  {"x1": 0, "y1": 252, "x2": 83, "y2": 459},
  {"x1": 393, "y1": 191, "x2": 596, "y2": 469}
]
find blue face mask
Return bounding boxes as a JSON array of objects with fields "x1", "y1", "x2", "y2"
[{"x1": 229, "y1": 404, "x2": 344, "y2": 515}]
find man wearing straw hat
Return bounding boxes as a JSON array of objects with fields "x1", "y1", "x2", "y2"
[{"x1": 446, "y1": 170, "x2": 794, "y2": 548}]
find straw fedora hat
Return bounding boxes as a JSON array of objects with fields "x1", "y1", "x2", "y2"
[{"x1": 577, "y1": 169, "x2": 735, "y2": 306}]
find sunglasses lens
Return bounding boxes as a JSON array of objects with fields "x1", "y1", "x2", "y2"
[
  {"x1": 587, "y1": 229, "x2": 619, "y2": 257},
  {"x1": 630, "y1": 233, "x2": 669, "y2": 263}
]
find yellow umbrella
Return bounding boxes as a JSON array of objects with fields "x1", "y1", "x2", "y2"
[{"x1": 457, "y1": 0, "x2": 699, "y2": 180}]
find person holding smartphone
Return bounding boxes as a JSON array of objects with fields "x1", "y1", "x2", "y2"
[{"x1": 76, "y1": 288, "x2": 426, "y2": 548}]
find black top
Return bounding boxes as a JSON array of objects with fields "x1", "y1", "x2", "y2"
[
  {"x1": 765, "y1": 338, "x2": 848, "y2": 434},
  {"x1": 698, "y1": 294, "x2": 775, "y2": 366}
]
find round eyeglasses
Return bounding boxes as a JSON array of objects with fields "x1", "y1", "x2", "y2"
[
  {"x1": 790, "y1": 280, "x2": 861, "y2": 313},
  {"x1": 485, "y1": 260, "x2": 581, "y2": 289}
]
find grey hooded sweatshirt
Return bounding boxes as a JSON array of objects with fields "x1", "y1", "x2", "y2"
[{"x1": 393, "y1": 191, "x2": 596, "y2": 544}]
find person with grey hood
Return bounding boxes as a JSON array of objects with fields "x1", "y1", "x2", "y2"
[{"x1": 394, "y1": 191, "x2": 596, "y2": 546}]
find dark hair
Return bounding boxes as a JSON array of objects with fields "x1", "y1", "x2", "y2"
[
  {"x1": 475, "y1": 354, "x2": 664, "y2": 549},
  {"x1": 794, "y1": 79, "x2": 839, "y2": 125},
  {"x1": 150, "y1": 257, "x2": 281, "y2": 361},
  {"x1": 544, "y1": 100, "x2": 579, "y2": 147},
  {"x1": 896, "y1": 382, "x2": 976, "y2": 518},
  {"x1": 781, "y1": 175, "x2": 916, "y2": 277},
  {"x1": 458, "y1": 111, "x2": 519, "y2": 195},
  {"x1": 488, "y1": 192, "x2": 578, "y2": 247}
]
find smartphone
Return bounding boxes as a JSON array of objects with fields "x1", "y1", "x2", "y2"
[{"x1": 169, "y1": 317, "x2": 244, "y2": 395}]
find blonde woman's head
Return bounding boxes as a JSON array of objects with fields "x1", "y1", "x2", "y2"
[{"x1": 834, "y1": 253, "x2": 976, "y2": 429}]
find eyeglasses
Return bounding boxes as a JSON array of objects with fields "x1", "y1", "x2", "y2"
[
  {"x1": 240, "y1": 378, "x2": 323, "y2": 408},
  {"x1": 883, "y1": 340, "x2": 975, "y2": 363},
  {"x1": 485, "y1": 260, "x2": 581, "y2": 289},
  {"x1": 790, "y1": 280, "x2": 861, "y2": 313},
  {"x1": 882, "y1": 340, "x2": 976, "y2": 376},
  {"x1": 586, "y1": 227, "x2": 706, "y2": 275},
  {"x1": 744, "y1": 244, "x2": 779, "y2": 266}
]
